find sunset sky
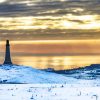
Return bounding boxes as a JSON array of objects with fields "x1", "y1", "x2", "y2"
[
  {"x1": 0, "y1": 0, "x2": 99, "y2": 41},
  {"x1": 0, "y1": 0, "x2": 100, "y2": 69}
]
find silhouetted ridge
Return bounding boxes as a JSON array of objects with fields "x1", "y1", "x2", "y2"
[{"x1": 43, "y1": 64, "x2": 100, "y2": 80}]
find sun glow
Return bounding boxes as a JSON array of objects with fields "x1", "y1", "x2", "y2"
[
  {"x1": 60, "y1": 0, "x2": 66, "y2": 2},
  {"x1": 0, "y1": 0, "x2": 6, "y2": 3},
  {"x1": 0, "y1": 14, "x2": 99, "y2": 30}
]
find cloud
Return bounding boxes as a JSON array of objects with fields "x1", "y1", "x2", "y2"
[
  {"x1": 0, "y1": 29, "x2": 100, "y2": 41},
  {"x1": 0, "y1": 0, "x2": 99, "y2": 17},
  {"x1": 0, "y1": 0, "x2": 99, "y2": 40}
]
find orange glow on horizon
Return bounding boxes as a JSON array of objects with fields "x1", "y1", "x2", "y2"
[
  {"x1": 1, "y1": 39, "x2": 100, "y2": 55},
  {"x1": 1, "y1": 39, "x2": 100, "y2": 44}
]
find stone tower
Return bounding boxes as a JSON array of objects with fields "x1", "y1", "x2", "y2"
[{"x1": 3, "y1": 40, "x2": 12, "y2": 64}]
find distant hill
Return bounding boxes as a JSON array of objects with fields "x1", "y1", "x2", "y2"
[{"x1": 43, "y1": 64, "x2": 100, "y2": 80}]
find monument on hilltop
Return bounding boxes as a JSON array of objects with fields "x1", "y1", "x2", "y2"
[{"x1": 3, "y1": 40, "x2": 12, "y2": 64}]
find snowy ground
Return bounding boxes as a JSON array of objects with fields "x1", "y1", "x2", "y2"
[
  {"x1": 0, "y1": 64, "x2": 77, "y2": 84},
  {"x1": 0, "y1": 84, "x2": 100, "y2": 100},
  {"x1": 0, "y1": 64, "x2": 100, "y2": 100}
]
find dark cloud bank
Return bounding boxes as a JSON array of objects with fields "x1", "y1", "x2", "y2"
[{"x1": 0, "y1": 0, "x2": 99, "y2": 17}]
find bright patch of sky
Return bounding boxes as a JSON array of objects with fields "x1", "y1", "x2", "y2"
[{"x1": 0, "y1": 0, "x2": 100, "y2": 40}]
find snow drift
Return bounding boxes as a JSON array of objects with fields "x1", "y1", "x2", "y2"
[{"x1": 0, "y1": 64, "x2": 76, "y2": 84}]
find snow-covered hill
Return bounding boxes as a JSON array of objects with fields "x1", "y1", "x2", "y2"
[
  {"x1": 44, "y1": 64, "x2": 100, "y2": 80},
  {"x1": 0, "y1": 64, "x2": 100, "y2": 100},
  {"x1": 0, "y1": 64, "x2": 100, "y2": 86},
  {"x1": 0, "y1": 64, "x2": 76, "y2": 84}
]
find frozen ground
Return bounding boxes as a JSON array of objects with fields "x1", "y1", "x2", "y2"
[
  {"x1": 0, "y1": 64, "x2": 100, "y2": 100},
  {"x1": 0, "y1": 84, "x2": 100, "y2": 100},
  {"x1": 0, "y1": 64, "x2": 77, "y2": 84}
]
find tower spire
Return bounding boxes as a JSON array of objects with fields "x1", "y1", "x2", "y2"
[{"x1": 3, "y1": 40, "x2": 12, "y2": 64}]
